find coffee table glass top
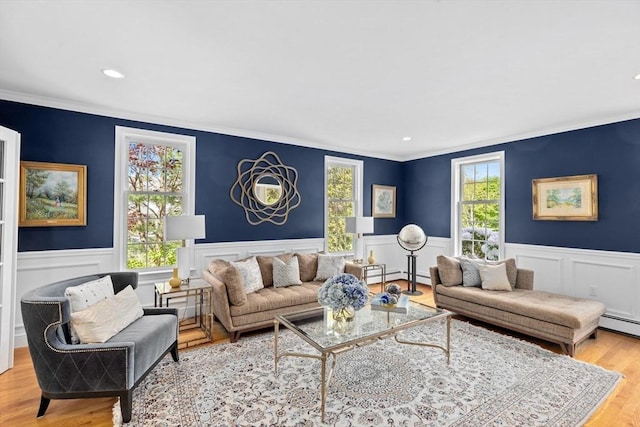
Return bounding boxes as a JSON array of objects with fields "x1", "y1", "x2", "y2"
[{"x1": 276, "y1": 302, "x2": 450, "y2": 351}]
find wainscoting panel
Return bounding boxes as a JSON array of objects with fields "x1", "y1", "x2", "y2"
[
  {"x1": 13, "y1": 239, "x2": 640, "y2": 348},
  {"x1": 506, "y1": 243, "x2": 640, "y2": 337}
]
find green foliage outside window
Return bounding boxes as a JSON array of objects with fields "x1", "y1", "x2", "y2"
[
  {"x1": 327, "y1": 165, "x2": 355, "y2": 253},
  {"x1": 460, "y1": 161, "x2": 501, "y2": 260},
  {"x1": 126, "y1": 143, "x2": 184, "y2": 269}
]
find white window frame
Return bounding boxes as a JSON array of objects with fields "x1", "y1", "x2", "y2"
[
  {"x1": 114, "y1": 126, "x2": 196, "y2": 273},
  {"x1": 451, "y1": 151, "x2": 505, "y2": 259},
  {"x1": 324, "y1": 156, "x2": 364, "y2": 255}
]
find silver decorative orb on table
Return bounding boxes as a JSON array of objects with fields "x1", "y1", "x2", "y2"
[{"x1": 397, "y1": 224, "x2": 428, "y2": 296}]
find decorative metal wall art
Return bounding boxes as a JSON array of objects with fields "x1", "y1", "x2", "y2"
[{"x1": 230, "y1": 151, "x2": 301, "y2": 225}]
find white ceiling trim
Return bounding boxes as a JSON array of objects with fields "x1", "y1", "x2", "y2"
[{"x1": 2, "y1": 89, "x2": 638, "y2": 163}]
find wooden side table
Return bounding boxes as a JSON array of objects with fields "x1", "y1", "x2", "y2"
[
  {"x1": 154, "y1": 280, "x2": 213, "y2": 349},
  {"x1": 361, "y1": 263, "x2": 387, "y2": 292}
]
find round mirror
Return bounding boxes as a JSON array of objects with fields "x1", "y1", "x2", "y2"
[{"x1": 253, "y1": 174, "x2": 283, "y2": 206}]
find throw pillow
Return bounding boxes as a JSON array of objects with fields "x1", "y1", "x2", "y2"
[
  {"x1": 208, "y1": 259, "x2": 231, "y2": 279},
  {"x1": 218, "y1": 266, "x2": 247, "y2": 306},
  {"x1": 231, "y1": 256, "x2": 264, "y2": 294},
  {"x1": 70, "y1": 285, "x2": 144, "y2": 343},
  {"x1": 478, "y1": 263, "x2": 512, "y2": 291},
  {"x1": 65, "y1": 275, "x2": 115, "y2": 343},
  {"x1": 488, "y1": 258, "x2": 518, "y2": 288},
  {"x1": 273, "y1": 256, "x2": 302, "y2": 288},
  {"x1": 295, "y1": 252, "x2": 319, "y2": 282},
  {"x1": 314, "y1": 254, "x2": 346, "y2": 281},
  {"x1": 436, "y1": 255, "x2": 463, "y2": 286},
  {"x1": 257, "y1": 253, "x2": 293, "y2": 287},
  {"x1": 459, "y1": 257, "x2": 484, "y2": 287}
]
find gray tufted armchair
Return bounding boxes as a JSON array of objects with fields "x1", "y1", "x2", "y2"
[{"x1": 20, "y1": 272, "x2": 179, "y2": 423}]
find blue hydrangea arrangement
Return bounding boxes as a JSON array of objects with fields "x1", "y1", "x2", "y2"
[{"x1": 317, "y1": 273, "x2": 369, "y2": 311}]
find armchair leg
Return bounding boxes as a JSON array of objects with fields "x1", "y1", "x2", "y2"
[
  {"x1": 171, "y1": 342, "x2": 179, "y2": 362},
  {"x1": 120, "y1": 391, "x2": 133, "y2": 423},
  {"x1": 37, "y1": 395, "x2": 50, "y2": 418}
]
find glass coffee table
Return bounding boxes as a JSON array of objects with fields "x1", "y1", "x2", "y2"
[{"x1": 274, "y1": 302, "x2": 452, "y2": 421}]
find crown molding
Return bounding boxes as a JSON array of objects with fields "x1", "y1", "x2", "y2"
[
  {"x1": 2, "y1": 89, "x2": 637, "y2": 163},
  {"x1": 0, "y1": 89, "x2": 404, "y2": 161}
]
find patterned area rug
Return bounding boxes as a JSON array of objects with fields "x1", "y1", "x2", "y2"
[{"x1": 113, "y1": 319, "x2": 621, "y2": 426}]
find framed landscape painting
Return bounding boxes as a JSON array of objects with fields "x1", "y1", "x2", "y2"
[
  {"x1": 532, "y1": 174, "x2": 598, "y2": 221},
  {"x1": 372, "y1": 184, "x2": 396, "y2": 218},
  {"x1": 19, "y1": 161, "x2": 87, "y2": 227}
]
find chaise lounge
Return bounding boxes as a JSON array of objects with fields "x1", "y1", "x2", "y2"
[{"x1": 430, "y1": 256, "x2": 607, "y2": 356}]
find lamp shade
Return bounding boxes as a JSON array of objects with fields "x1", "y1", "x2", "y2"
[
  {"x1": 165, "y1": 215, "x2": 206, "y2": 241},
  {"x1": 345, "y1": 217, "x2": 374, "y2": 234}
]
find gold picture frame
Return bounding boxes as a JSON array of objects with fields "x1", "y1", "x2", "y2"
[
  {"x1": 372, "y1": 184, "x2": 396, "y2": 218},
  {"x1": 532, "y1": 174, "x2": 598, "y2": 221},
  {"x1": 19, "y1": 161, "x2": 87, "y2": 227}
]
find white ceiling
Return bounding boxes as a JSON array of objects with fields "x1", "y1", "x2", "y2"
[{"x1": 1, "y1": 1, "x2": 639, "y2": 161}]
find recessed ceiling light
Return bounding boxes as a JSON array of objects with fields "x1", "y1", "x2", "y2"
[
  {"x1": 402, "y1": 137, "x2": 412, "y2": 141},
  {"x1": 634, "y1": 73, "x2": 640, "y2": 80},
  {"x1": 102, "y1": 68, "x2": 125, "y2": 79}
]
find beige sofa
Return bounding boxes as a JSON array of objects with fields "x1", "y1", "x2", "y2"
[
  {"x1": 203, "y1": 252, "x2": 364, "y2": 342},
  {"x1": 430, "y1": 256, "x2": 607, "y2": 356}
]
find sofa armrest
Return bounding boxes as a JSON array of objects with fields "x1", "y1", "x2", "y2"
[
  {"x1": 143, "y1": 307, "x2": 178, "y2": 316},
  {"x1": 345, "y1": 262, "x2": 364, "y2": 280},
  {"x1": 429, "y1": 266, "x2": 443, "y2": 306},
  {"x1": 202, "y1": 269, "x2": 235, "y2": 332},
  {"x1": 515, "y1": 268, "x2": 534, "y2": 290}
]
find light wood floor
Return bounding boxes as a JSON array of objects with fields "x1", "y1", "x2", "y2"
[{"x1": 1, "y1": 282, "x2": 639, "y2": 426}]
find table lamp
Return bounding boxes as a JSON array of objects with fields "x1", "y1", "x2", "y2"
[
  {"x1": 164, "y1": 215, "x2": 206, "y2": 284},
  {"x1": 345, "y1": 216, "x2": 374, "y2": 263}
]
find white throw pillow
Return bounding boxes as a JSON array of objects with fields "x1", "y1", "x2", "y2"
[
  {"x1": 479, "y1": 263, "x2": 512, "y2": 291},
  {"x1": 65, "y1": 275, "x2": 115, "y2": 343},
  {"x1": 314, "y1": 254, "x2": 346, "y2": 281},
  {"x1": 273, "y1": 256, "x2": 302, "y2": 288},
  {"x1": 231, "y1": 256, "x2": 264, "y2": 294},
  {"x1": 70, "y1": 285, "x2": 144, "y2": 343}
]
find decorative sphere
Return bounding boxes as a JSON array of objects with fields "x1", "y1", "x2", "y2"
[{"x1": 397, "y1": 224, "x2": 427, "y2": 252}]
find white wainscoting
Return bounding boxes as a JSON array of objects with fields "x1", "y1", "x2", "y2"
[
  {"x1": 505, "y1": 243, "x2": 640, "y2": 337},
  {"x1": 13, "y1": 238, "x2": 640, "y2": 347}
]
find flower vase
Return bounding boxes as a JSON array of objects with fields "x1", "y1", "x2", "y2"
[
  {"x1": 332, "y1": 306, "x2": 356, "y2": 322},
  {"x1": 368, "y1": 250, "x2": 375, "y2": 265},
  {"x1": 168, "y1": 267, "x2": 181, "y2": 288}
]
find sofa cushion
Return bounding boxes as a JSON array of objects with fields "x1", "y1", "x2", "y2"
[
  {"x1": 65, "y1": 275, "x2": 115, "y2": 343},
  {"x1": 489, "y1": 258, "x2": 517, "y2": 288},
  {"x1": 436, "y1": 255, "x2": 463, "y2": 286},
  {"x1": 229, "y1": 282, "x2": 323, "y2": 318},
  {"x1": 314, "y1": 254, "x2": 346, "y2": 281},
  {"x1": 208, "y1": 259, "x2": 231, "y2": 277},
  {"x1": 273, "y1": 256, "x2": 302, "y2": 288},
  {"x1": 70, "y1": 285, "x2": 144, "y2": 343},
  {"x1": 479, "y1": 263, "x2": 512, "y2": 291},
  {"x1": 296, "y1": 252, "x2": 319, "y2": 282},
  {"x1": 436, "y1": 286, "x2": 606, "y2": 329},
  {"x1": 257, "y1": 253, "x2": 293, "y2": 287},
  {"x1": 107, "y1": 313, "x2": 177, "y2": 383},
  {"x1": 231, "y1": 256, "x2": 264, "y2": 294},
  {"x1": 459, "y1": 257, "x2": 483, "y2": 287},
  {"x1": 218, "y1": 266, "x2": 247, "y2": 306}
]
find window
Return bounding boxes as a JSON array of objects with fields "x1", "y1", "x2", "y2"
[
  {"x1": 114, "y1": 127, "x2": 195, "y2": 271},
  {"x1": 324, "y1": 156, "x2": 363, "y2": 254},
  {"x1": 451, "y1": 152, "x2": 504, "y2": 260}
]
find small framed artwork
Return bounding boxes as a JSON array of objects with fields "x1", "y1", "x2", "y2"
[
  {"x1": 19, "y1": 161, "x2": 87, "y2": 227},
  {"x1": 372, "y1": 184, "x2": 396, "y2": 218},
  {"x1": 532, "y1": 174, "x2": 598, "y2": 221}
]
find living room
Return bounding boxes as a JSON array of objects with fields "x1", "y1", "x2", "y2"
[{"x1": 1, "y1": 1, "x2": 639, "y2": 425}]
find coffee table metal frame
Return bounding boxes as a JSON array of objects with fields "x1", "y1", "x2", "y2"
[{"x1": 273, "y1": 303, "x2": 451, "y2": 421}]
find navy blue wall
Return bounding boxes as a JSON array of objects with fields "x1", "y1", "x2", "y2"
[
  {"x1": 405, "y1": 119, "x2": 640, "y2": 253},
  {"x1": 0, "y1": 100, "x2": 405, "y2": 251}
]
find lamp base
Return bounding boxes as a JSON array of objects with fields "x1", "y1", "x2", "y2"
[{"x1": 176, "y1": 246, "x2": 190, "y2": 282}]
